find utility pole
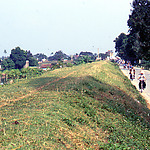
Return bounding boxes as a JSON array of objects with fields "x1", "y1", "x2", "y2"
[
  {"x1": 98, "y1": 48, "x2": 99, "y2": 58},
  {"x1": 96, "y1": 48, "x2": 101, "y2": 61}
]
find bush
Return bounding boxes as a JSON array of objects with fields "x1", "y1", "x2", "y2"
[
  {"x1": 8, "y1": 69, "x2": 21, "y2": 79},
  {"x1": 20, "y1": 67, "x2": 44, "y2": 78},
  {"x1": 66, "y1": 63, "x2": 73, "y2": 67},
  {"x1": 142, "y1": 62, "x2": 150, "y2": 70},
  {"x1": 0, "y1": 68, "x2": 44, "y2": 85}
]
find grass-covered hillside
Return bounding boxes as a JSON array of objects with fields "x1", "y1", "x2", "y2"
[{"x1": 0, "y1": 61, "x2": 150, "y2": 149}]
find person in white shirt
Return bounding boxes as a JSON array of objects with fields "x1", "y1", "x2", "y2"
[{"x1": 138, "y1": 70, "x2": 146, "y2": 90}]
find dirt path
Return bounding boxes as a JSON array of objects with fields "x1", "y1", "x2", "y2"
[
  {"x1": 120, "y1": 65, "x2": 150, "y2": 109},
  {"x1": 0, "y1": 71, "x2": 76, "y2": 108}
]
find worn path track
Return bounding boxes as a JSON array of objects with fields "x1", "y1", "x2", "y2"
[
  {"x1": 120, "y1": 65, "x2": 150, "y2": 109},
  {"x1": 0, "y1": 71, "x2": 76, "y2": 108}
]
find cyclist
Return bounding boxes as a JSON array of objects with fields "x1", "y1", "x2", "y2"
[{"x1": 138, "y1": 70, "x2": 146, "y2": 91}]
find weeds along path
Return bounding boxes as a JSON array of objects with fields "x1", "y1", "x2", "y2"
[{"x1": 0, "y1": 70, "x2": 76, "y2": 108}]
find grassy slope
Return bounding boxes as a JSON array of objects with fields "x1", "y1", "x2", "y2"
[{"x1": 0, "y1": 61, "x2": 150, "y2": 149}]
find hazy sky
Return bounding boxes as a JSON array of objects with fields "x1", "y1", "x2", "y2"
[{"x1": 0, "y1": 0, "x2": 133, "y2": 57}]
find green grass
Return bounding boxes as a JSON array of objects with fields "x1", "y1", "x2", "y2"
[{"x1": 0, "y1": 60, "x2": 150, "y2": 149}]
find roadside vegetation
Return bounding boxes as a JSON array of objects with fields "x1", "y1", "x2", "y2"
[
  {"x1": 0, "y1": 68, "x2": 44, "y2": 86},
  {"x1": 0, "y1": 60, "x2": 150, "y2": 149}
]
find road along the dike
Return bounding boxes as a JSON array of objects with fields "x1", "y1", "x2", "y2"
[{"x1": 120, "y1": 65, "x2": 150, "y2": 109}]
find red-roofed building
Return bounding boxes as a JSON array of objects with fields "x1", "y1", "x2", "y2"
[{"x1": 39, "y1": 64, "x2": 52, "y2": 70}]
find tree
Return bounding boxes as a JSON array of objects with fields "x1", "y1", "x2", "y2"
[
  {"x1": 128, "y1": 0, "x2": 150, "y2": 61},
  {"x1": 33, "y1": 53, "x2": 47, "y2": 61},
  {"x1": 114, "y1": 32, "x2": 140, "y2": 63},
  {"x1": 48, "y1": 50, "x2": 69, "y2": 61},
  {"x1": 79, "y1": 51, "x2": 96, "y2": 62},
  {"x1": 26, "y1": 50, "x2": 33, "y2": 59},
  {"x1": 114, "y1": 33, "x2": 128, "y2": 60},
  {"x1": 26, "y1": 50, "x2": 38, "y2": 66},
  {"x1": 1, "y1": 58, "x2": 15, "y2": 70},
  {"x1": 99, "y1": 53, "x2": 107, "y2": 60},
  {"x1": 10, "y1": 47, "x2": 27, "y2": 69},
  {"x1": 28, "y1": 57, "x2": 38, "y2": 66},
  {"x1": 125, "y1": 34, "x2": 140, "y2": 63}
]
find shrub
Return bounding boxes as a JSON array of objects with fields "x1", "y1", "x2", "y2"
[{"x1": 66, "y1": 63, "x2": 73, "y2": 67}]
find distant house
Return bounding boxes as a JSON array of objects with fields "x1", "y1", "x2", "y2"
[{"x1": 39, "y1": 64, "x2": 52, "y2": 70}]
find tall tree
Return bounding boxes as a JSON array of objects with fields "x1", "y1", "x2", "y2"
[
  {"x1": 125, "y1": 34, "x2": 139, "y2": 63},
  {"x1": 114, "y1": 33, "x2": 128, "y2": 60},
  {"x1": 128, "y1": 0, "x2": 150, "y2": 60},
  {"x1": 10, "y1": 47, "x2": 27, "y2": 69},
  {"x1": 114, "y1": 33, "x2": 139, "y2": 64}
]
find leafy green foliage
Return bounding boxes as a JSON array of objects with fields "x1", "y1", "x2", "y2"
[
  {"x1": 114, "y1": 33, "x2": 128, "y2": 59},
  {"x1": 2, "y1": 47, "x2": 39, "y2": 70},
  {"x1": 115, "y1": 0, "x2": 150, "y2": 62},
  {"x1": 26, "y1": 50, "x2": 38, "y2": 66},
  {"x1": 48, "y1": 50, "x2": 70, "y2": 61},
  {"x1": 1, "y1": 68, "x2": 44, "y2": 84},
  {"x1": 128, "y1": 0, "x2": 150, "y2": 61},
  {"x1": 74, "y1": 55, "x2": 94, "y2": 65},
  {"x1": 33, "y1": 53, "x2": 47, "y2": 61},
  {"x1": 7, "y1": 69, "x2": 21, "y2": 79},
  {"x1": 66, "y1": 63, "x2": 73, "y2": 67},
  {"x1": 114, "y1": 33, "x2": 139, "y2": 64},
  {"x1": 10, "y1": 47, "x2": 27, "y2": 69},
  {"x1": 28, "y1": 57, "x2": 38, "y2": 66},
  {"x1": 141, "y1": 60, "x2": 150, "y2": 70},
  {"x1": 20, "y1": 68, "x2": 44, "y2": 79},
  {"x1": 1, "y1": 58, "x2": 15, "y2": 70}
]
